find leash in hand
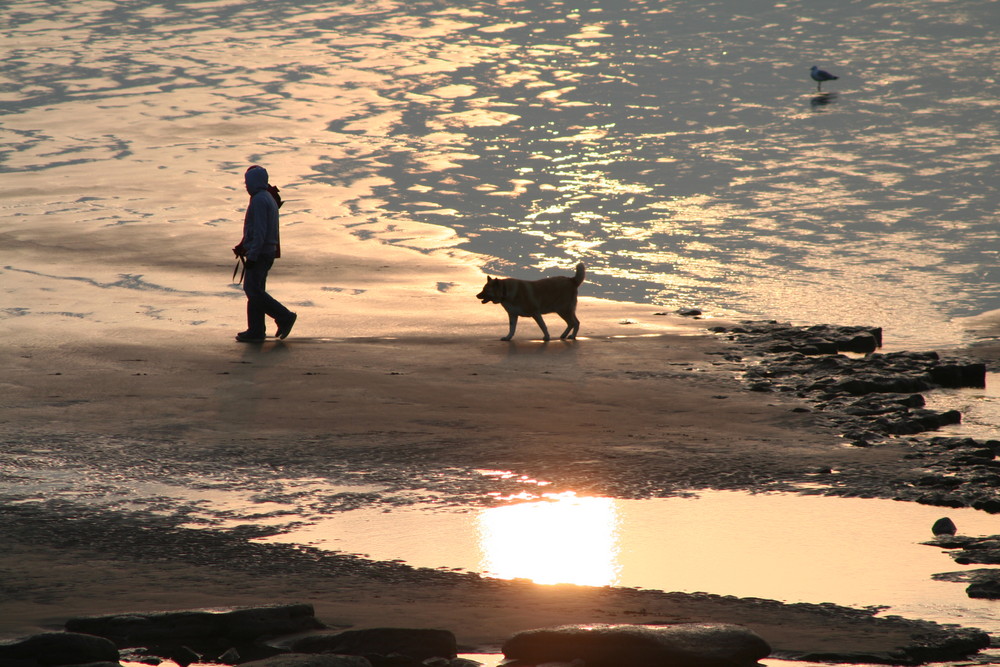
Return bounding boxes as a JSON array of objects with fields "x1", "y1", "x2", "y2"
[{"x1": 232, "y1": 255, "x2": 246, "y2": 284}]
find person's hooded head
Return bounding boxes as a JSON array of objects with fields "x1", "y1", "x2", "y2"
[{"x1": 244, "y1": 165, "x2": 269, "y2": 195}]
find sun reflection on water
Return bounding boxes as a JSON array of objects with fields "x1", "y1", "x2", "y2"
[{"x1": 477, "y1": 491, "x2": 620, "y2": 587}]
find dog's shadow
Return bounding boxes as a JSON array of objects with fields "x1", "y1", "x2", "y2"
[{"x1": 503, "y1": 339, "x2": 580, "y2": 357}]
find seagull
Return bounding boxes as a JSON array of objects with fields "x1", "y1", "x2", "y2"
[{"x1": 810, "y1": 65, "x2": 839, "y2": 92}]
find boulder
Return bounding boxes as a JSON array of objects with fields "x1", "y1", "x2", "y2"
[
  {"x1": 241, "y1": 655, "x2": 372, "y2": 667},
  {"x1": 291, "y1": 628, "x2": 457, "y2": 662},
  {"x1": 838, "y1": 332, "x2": 879, "y2": 354},
  {"x1": 501, "y1": 623, "x2": 770, "y2": 667},
  {"x1": 66, "y1": 603, "x2": 322, "y2": 643},
  {"x1": 0, "y1": 632, "x2": 120, "y2": 666},
  {"x1": 932, "y1": 517, "x2": 957, "y2": 536}
]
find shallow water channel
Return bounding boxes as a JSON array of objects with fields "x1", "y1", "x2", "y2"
[
  {"x1": 252, "y1": 488, "x2": 1000, "y2": 629},
  {"x1": 251, "y1": 485, "x2": 1000, "y2": 666}
]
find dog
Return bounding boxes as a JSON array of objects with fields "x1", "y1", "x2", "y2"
[{"x1": 476, "y1": 263, "x2": 585, "y2": 341}]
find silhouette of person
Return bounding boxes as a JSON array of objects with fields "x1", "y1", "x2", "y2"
[{"x1": 233, "y1": 165, "x2": 296, "y2": 342}]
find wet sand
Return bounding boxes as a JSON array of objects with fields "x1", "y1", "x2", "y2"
[{"x1": 3, "y1": 234, "x2": 994, "y2": 660}]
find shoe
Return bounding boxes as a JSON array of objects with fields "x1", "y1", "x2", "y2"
[
  {"x1": 275, "y1": 312, "x2": 297, "y2": 340},
  {"x1": 235, "y1": 330, "x2": 266, "y2": 343}
]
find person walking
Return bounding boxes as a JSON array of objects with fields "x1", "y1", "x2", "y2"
[{"x1": 233, "y1": 165, "x2": 297, "y2": 342}]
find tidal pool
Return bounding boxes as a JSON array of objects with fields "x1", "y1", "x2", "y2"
[{"x1": 256, "y1": 489, "x2": 1000, "y2": 634}]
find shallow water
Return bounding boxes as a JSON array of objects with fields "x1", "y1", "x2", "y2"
[
  {"x1": 256, "y1": 488, "x2": 1000, "y2": 633},
  {"x1": 925, "y1": 372, "x2": 1000, "y2": 441},
  {"x1": 2, "y1": 0, "x2": 998, "y2": 351}
]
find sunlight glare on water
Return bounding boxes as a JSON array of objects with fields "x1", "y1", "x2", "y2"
[{"x1": 477, "y1": 491, "x2": 619, "y2": 586}]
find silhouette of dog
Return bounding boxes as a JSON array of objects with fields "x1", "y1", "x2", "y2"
[{"x1": 476, "y1": 263, "x2": 585, "y2": 341}]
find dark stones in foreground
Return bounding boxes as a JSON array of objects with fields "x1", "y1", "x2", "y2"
[
  {"x1": 290, "y1": 627, "x2": 457, "y2": 661},
  {"x1": 242, "y1": 655, "x2": 373, "y2": 667},
  {"x1": 1, "y1": 600, "x2": 994, "y2": 666},
  {"x1": 4, "y1": 612, "x2": 464, "y2": 667},
  {"x1": 501, "y1": 623, "x2": 770, "y2": 667},
  {"x1": 65, "y1": 602, "x2": 323, "y2": 644},
  {"x1": 0, "y1": 632, "x2": 119, "y2": 667}
]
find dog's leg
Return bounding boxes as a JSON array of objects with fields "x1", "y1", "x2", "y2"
[
  {"x1": 532, "y1": 314, "x2": 551, "y2": 341},
  {"x1": 501, "y1": 311, "x2": 518, "y2": 341},
  {"x1": 557, "y1": 311, "x2": 580, "y2": 339}
]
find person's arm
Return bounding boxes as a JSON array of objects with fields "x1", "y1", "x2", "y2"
[{"x1": 243, "y1": 195, "x2": 268, "y2": 261}]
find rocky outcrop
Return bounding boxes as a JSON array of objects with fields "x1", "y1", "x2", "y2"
[
  {"x1": 966, "y1": 572, "x2": 1000, "y2": 599},
  {"x1": 927, "y1": 534, "x2": 1000, "y2": 566},
  {"x1": 925, "y1": 532, "x2": 1000, "y2": 599},
  {"x1": 709, "y1": 322, "x2": 1000, "y2": 512},
  {"x1": 291, "y1": 628, "x2": 457, "y2": 663},
  {"x1": 715, "y1": 322, "x2": 884, "y2": 356},
  {"x1": 0, "y1": 631, "x2": 119, "y2": 667},
  {"x1": 786, "y1": 626, "x2": 992, "y2": 666},
  {"x1": 500, "y1": 623, "x2": 771, "y2": 667},
  {"x1": 898, "y1": 436, "x2": 1000, "y2": 512},
  {"x1": 65, "y1": 603, "x2": 323, "y2": 644},
  {"x1": 57, "y1": 604, "x2": 324, "y2": 666},
  {"x1": 712, "y1": 321, "x2": 985, "y2": 444}
]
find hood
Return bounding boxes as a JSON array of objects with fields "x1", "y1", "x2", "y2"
[{"x1": 244, "y1": 165, "x2": 269, "y2": 195}]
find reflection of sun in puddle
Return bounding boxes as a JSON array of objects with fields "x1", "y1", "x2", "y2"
[
  {"x1": 257, "y1": 488, "x2": 1000, "y2": 633},
  {"x1": 477, "y1": 492, "x2": 619, "y2": 586}
]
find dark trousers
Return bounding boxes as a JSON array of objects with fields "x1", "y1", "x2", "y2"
[{"x1": 243, "y1": 255, "x2": 292, "y2": 336}]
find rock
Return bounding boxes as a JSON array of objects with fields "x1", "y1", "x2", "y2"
[
  {"x1": 831, "y1": 375, "x2": 930, "y2": 396},
  {"x1": 219, "y1": 647, "x2": 242, "y2": 663},
  {"x1": 425, "y1": 659, "x2": 482, "y2": 667},
  {"x1": 966, "y1": 571, "x2": 1000, "y2": 599},
  {"x1": 677, "y1": 307, "x2": 702, "y2": 317},
  {"x1": 838, "y1": 332, "x2": 879, "y2": 354},
  {"x1": 291, "y1": 628, "x2": 457, "y2": 662},
  {"x1": 220, "y1": 604, "x2": 324, "y2": 640},
  {"x1": 66, "y1": 603, "x2": 322, "y2": 643},
  {"x1": 501, "y1": 623, "x2": 770, "y2": 667},
  {"x1": 153, "y1": 643, "x2": 201, "y2": 667},
  {"x1": 929, "y1": 362, "x2": 987, "y2": 388},
  {"x1": 932, "y1": 517, "x2": 957, "y2": 536},
  {"x1": 0, "y1": 632, "x2": 120, "y2": 666},
  {"x1": 241, "y1": 655, "x2": 373, "y2": 667}
]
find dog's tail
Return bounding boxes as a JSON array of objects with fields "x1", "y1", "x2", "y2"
[{"x1": 572, "y1": 262, "x2": 586, "y2": 287}]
